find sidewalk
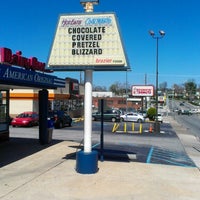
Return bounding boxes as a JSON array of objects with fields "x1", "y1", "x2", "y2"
[
  {"x1": 166, "y1": 115, "x2": 200, "y2": 168},
  {"x1": 0, "y1": 116, "x2": 200, "y2": 200}
]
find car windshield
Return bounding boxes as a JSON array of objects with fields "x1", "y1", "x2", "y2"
[{"x1": 17, "y1": 113, "x2": 32, "y2": 118}]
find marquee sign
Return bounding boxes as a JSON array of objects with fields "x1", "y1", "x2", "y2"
[
  {"x1": 47, "y1": 12, "x2": 130, "y2": 71},
  {"x1": 132, "y1": 85, "x2": 154, "y2": 97}
]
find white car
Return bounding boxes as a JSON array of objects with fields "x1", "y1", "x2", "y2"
[
  {"x1": 120, "y1": 112, "x2": 145, "y2": 123},
  {"x1": 155, "y1": 113, "x2": 163, "y2": 123},
  {"x1": 190, "y1": 109, "x2": 200, "y2": 114}
]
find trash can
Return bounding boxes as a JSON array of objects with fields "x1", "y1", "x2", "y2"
[{"x1": 47, "y1": 118, "x2": 54, "y2": 143}]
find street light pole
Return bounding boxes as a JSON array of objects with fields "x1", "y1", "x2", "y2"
[{"x1": 149, "y1": 30, "x2": 165, "y2": 133}]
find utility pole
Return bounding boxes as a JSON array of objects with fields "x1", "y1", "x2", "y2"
[{"x1": 145, "y1": 73, "x2": 147, "y2": 109}]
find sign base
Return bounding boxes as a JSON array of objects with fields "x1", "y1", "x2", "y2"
[{"x1": 76, "y1": 150, "x2": 98, "y2": 174}]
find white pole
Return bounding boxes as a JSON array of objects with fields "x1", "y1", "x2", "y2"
[{"x1": 84, "y1": 70, "x2": 93, "y2": 153}]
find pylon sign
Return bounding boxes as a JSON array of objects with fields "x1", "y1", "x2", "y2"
[
  {"x1": 47, "y1": 13, "x2": 130, "y2": 71},
  {"x1": 132, "y1": 85, "x2": 154, "y2": 97}
]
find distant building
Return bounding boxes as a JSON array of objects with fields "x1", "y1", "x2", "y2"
[
  {"x1": 92, "y1": 91, "x2": 143, "y2": 111},
  {"x1": 9, "y1": 78, "x2": 84, "y2": 117},
  {"x1": 92, "y1": 91, "x2": 113, "y2": 98}
]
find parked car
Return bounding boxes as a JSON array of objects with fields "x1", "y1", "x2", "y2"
[
  {"x1": 138, "y1": 110, "x2": 147, "y2": 118},
  {"x1": 48, "y1": 110, "x2": 72, "y2": 129},
  {"x1": 120, "y1": 112, "x2": 145, "y2": 123},
  {"x1": 155, "y1": 113, "x2": 163, "y2": 123},
  {"x1": 11, "y1": 111, "x2": 39, "y2": 127},
  {"x1": 92, "y1": 109, "x2": 121, "y2": 122},
  {"x1": 9, "y1": 116, "x2": 13, "y2": 125}
]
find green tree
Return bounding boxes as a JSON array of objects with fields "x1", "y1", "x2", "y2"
[
  {"x1": 93, "y1": 85, "x2": 107, "y2": 91},
  {"x1": 109, "y1": 81, "x2": 131, "y2": 96},
  {"x1": 147, "y1": 107, "x2": 156, "y2": 120},
  {"x1": 109, "y1": 82, "x2": 120, "y2": 95},
  {"x1": 159, "y1": 81, "x2": 167, "y2": 92},
  {"x1": 184, "y1": 79, "x2": 197, "y2": 101}
]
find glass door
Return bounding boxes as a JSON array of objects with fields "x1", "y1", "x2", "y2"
[{"x1": 0, "y1": 90, "x2": 9, "y2": 132}]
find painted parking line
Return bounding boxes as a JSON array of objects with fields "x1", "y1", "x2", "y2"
[
  {"x1": 146, "y1": 147, "x2": 154, "y2": 163},
  {"x1": 92, "y1": 142, "x2": 100, "y2": 148},
  {"x1": 147, "y1": 146, "x2": 196, "y2": 167}
]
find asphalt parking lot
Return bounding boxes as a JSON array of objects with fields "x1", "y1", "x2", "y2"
[
  {"x1": 2, "y1": 115, "x2": 197, "y2": 169},
  {"x1": 0, "y1": 115, "x2": 200, "y2": 200}
]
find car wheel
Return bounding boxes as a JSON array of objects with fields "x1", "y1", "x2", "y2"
[
  {"x1": 28, "y1": 122, "x2": 33, "y2": 127},
  {"x1": 111, "y1": 118, "x2": 116, "y2": 122},
  {"x1": 55, "y1": 121, "x2": 63, "y2": 129},
  {"x1": 137, "y1": 119, "x2": 142, "y2": 123},
  {"x1": 59, "y1": 121, "x2": 64, "y2": 128},
  {"x1": 68, "y1": 121, "x2": 72, "y2": 127},
  {"x1": 120, "y1": 118, "x2": 124, "y2": 122}
]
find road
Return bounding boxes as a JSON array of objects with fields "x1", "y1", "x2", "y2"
[
  {"x1": 175, "y1": 115, "x2": 200, "y2": 137},
  {"x1": 168, "y1": 99, "x2": 200, "y2": 138}
]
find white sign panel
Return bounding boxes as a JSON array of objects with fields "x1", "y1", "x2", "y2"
[
  {"x1": 132, "y1": 85, "x2": 154, "y2": 97},
  {"x1": 47, "y1": 13, "x2": 129, "y2": 71},
  {"x1": 158, "y1": 96, "x2": 164, "y2": 102}
]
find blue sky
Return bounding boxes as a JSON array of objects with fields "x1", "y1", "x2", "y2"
[{"x1": 1, "y1": 0, "x2": 200, "y2": 89}]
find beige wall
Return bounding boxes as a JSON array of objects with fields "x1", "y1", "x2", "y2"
[
  {"x1": 10, "y1": 100, "x2": 34, "y2": 116},
  {"x1": 10, "y1": 89, "x2": 41, "y2": 116}
]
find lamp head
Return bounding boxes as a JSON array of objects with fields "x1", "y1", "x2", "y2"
[
  {"x1": 80, "y1": 0, "x2": 99, "y2": 5},
  {"x1": 149, "y1": 30, "x2": 155, "y2": 36},
  {"x1": 159, "y1": 30, "x2": 165, "y2": 36}
]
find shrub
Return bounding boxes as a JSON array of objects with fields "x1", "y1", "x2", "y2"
[{"x1": 147, "y1": 107, "x2": 156, "y2": 120}]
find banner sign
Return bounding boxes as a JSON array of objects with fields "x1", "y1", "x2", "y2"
[
  {"x1": 47, "y1": 13, "x2": 130, "y2": 71},
  {"x1": 132, "y1": 85, "x2": 154, "y2": 97},
  {"x1": 0, "y1": 64, "x2": 65, "y2": 89}
]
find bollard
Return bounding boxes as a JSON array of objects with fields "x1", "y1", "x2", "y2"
[
  {"x1": 139, "y1": 123, "x2": 142, "y2": 134},
  {"x1": 132, "y1": 123, "x2": 135, "y2": 132},
  {"x1": 112, "y1": 123, "x2": 120, "y2": 133},
  {"x1": 112, "y1": 123, "x2": 117, "y2": 133},
  {"x1": 116, "y1": 123, "x2": 120, "y2": 131},
  {"x1": 124, "y1": 122, "x2": 127, "y2": 133}
]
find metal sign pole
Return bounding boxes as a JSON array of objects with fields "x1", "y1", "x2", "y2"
[
  {"x1": 100, "y1": 99, "x2": 104, "y2": 161},
  {"x1": 84, "y1": 70, "x2": 93, "y2": 152},
  {"x1": 76, "y1": 0, "x2": 99, "y2": 174}
]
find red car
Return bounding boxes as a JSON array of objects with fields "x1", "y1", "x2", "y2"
[{"x1": 11, "y1": 112, "x2": 39, "y2": 127}]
